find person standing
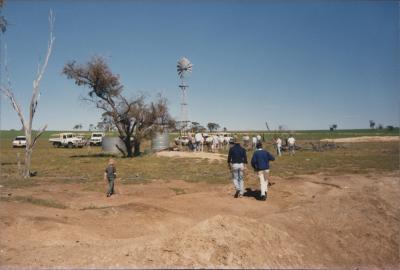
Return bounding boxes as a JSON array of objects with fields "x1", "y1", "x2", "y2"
[
  {"x1": 256, "y1": 134, "x2": 262, "y2": 143},
  {"x1": 242, "y1": 134, "x2": 250, "y2": 149},
  {"x1": 227, "y1": 137, "x2": 248, "y2": 198},
  {"x1": 194, "y1": 132, "x2": 203, "y2": 152},
  {"x1": 251, "y1": 142, "x2": 275, "y2": 201},
  {"x1": 288, "y1": 135, "x2": 296, "y2": 156},
  {"x1": 252, "y1": 136, "x2": 257, "y2": 149},
  {"x1": 104, "y1": 159, "x2": 117, "y2": 197},
  {"x1": 276, "y1": 136, "x2": 282, "y2": 156}
]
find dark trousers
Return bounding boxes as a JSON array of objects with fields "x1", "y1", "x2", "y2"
[{"x1": 107, "y1": 178, "x2": 115, "y2": 195}]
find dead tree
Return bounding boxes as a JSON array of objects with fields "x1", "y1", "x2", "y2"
[
  {"x1": 0, "y1": 11, "x2": 55, "y2": 178},
  {"x1": 62, "y1": 57, "x2": 174, "y2": 157}
]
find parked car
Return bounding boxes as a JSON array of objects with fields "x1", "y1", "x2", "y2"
[
  {"x1": 12, "y1": 136, "x2": 26, "y2": 148},
  {"x1": 49, "y1": 133, "x2": 86, "y2": 148},
  {"x1": 89, "y1": 132, "x2": 105, "y2": 146}
]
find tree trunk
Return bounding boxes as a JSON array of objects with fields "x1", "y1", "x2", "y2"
[
  {"x1": 124, "y1": 137, "x2": 133, "y2": 158},
  {"x1": 24, "y1": 148, "x2": 32, "y2": 178},
  {"x1": 133, "y1": 140, "x2": 141, "y2": 157},
  {"x1": 23, "y1": 131, "x2": 32, "y2": 178}
]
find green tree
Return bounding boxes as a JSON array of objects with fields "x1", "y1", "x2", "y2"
[{"x1": 207, "y1": 122, "x2": 220, "y2": 132}]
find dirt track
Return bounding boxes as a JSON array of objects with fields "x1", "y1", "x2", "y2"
[
  {"x1": 320, "y1": 136, "x2": 399, "y2": 143},
  {"x1": 0, "y1": 172, "x2": 399, "y2": 269},
  {"x1": 156, "y1": 150, "x2": 226, "y2": 160}
]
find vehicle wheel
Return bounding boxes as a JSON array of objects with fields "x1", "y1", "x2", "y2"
[{"x1": 68, "y1": 142, "x2": 73, "y2": 149}]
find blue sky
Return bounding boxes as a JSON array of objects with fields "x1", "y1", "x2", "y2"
[{"x1": 1, "y1": 0, "x2": 399, "y2": 131}]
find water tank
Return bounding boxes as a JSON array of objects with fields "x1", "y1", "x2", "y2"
[
  {"x1": 102, "y1": 137, "x2": 127, "y2": 154},
  {"x1": 151, "y1": 132, "x2": 170, "y2": 152}
]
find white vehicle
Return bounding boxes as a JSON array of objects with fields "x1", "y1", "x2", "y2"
[
  {"x1": 12, "y1": 136, "x2": 26, "y2": 148},
  {"x1": 89, "y1": 132, "x2": 105, "y2": 146},
  {"x1": 49, "y1": 133, "x2": 86, "y2": 148}
]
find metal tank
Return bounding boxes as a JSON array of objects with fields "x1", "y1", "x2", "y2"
[
  {"x1": 151, "y1": 132, "x2": 170, "y2": 152},
  {"x1": 102, "y1": 137, "x2": 126, "y2": 154}
]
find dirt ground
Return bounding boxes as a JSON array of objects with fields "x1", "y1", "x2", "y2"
[
  {"x1": 320, "y1": 136, "x2": 399, "y2": 143},
  {"x1": 0, "y1": 171, "x2": 399, "y2": 269},
  {"x1": 156, "y1": 150, "x2": 226, "y2": 160}
]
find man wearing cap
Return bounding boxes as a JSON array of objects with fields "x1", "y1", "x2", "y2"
[
  {"x1": 227, "y1": 136, "x2": 248, "y2": 198},
  {"x1": 251, "y1": 142, "x2": 275, "y2": 201}
]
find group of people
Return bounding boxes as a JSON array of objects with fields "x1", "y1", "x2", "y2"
[
  {"x1": 175, "y1": 133, "x2": 232, "y2": 152},
  {"x1": 103, "y1": 135, "x2": 297, "y2": 199},
  {"x1": 274, "y1": 135, "x2": 296, "y2": 156},
  {"x1": 228, "y1": 137, "x2": 275, "y2": 201}
]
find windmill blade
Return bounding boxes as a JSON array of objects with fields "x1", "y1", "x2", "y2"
[{"x1": 177, "y1": 57, "x2": 193, "y2": 78}]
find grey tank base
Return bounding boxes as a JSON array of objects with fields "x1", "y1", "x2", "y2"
[
  {"x1": 102, "y1": 137, "x2": 127, "y2": 154},
  {"x1": 151, "y1": 132, "x2": 170, "y2": 152}
]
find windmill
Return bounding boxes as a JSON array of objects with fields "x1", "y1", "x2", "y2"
[{"x1": 177, "y1": 57, "x2": 193, "y2": 133}]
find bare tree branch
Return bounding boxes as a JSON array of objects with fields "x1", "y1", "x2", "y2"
[
  {"x1": 0, "y1": 10, "x2": 55, "y2": 178},
  {"x1": 30, "y1": 10, "x2": 55, "y2": 128},
  {"x1": 0, "y1": 87, "x2": 27, "y2": 130},
  {"x1": 31, "y1": 124, "x2": 48, "y2": 148}
]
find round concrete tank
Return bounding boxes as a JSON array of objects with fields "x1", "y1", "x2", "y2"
[
  {"x1": 102, "y1": 137, "x2": 126, "y2": 154},
  {"x1": 151, "y1": 132, "x2": 170, "y2": 152}
]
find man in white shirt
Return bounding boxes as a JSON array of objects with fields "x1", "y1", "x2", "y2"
[
  {"x1": 287, "y1": 136, "x2": 296, "y2": 156},
  {"x1": 194, "y1": 132, "x2": 203, "y2": 152},
  {"x1": 252, "y1": 136, "x2": 257, "y2": 149},
  {"x1": 276, "y1": 137, "x2": 282, "y2": 156}
]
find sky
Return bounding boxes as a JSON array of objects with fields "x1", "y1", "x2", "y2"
[{"x1": 0, "y1": 0, "x2": 399, "y2": 131}]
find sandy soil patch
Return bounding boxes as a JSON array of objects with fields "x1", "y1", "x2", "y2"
[
  {"x1": 156, "y1": 150, "x2": 226, "y2": 161},
  {"x1": 320, "y1": 136, "x2": 399, "y2": 143},
  {"x1": 0, "y1": 172, "x2": 399, "y2": 268}
]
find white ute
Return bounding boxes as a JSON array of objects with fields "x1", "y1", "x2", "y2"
[
  {"x1": 89, "y1": 132, "x2": 105, "y2": 146},
  {"x1": 12, "y1": 136, "x2": 27, "y2": 148},
  {"x1": 49, "y1": 133, "x2": 86, "y2": 148}
]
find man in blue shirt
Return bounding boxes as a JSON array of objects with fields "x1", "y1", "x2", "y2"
[
  {"x1": 251, "y1": 142, "x2": 275, "y2": 201},
  {"x1": 227, "y1": 137, "x2": 248, "y2": 198}
]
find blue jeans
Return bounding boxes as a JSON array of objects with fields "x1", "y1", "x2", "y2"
[{"x1": 231, "y1": 163, "x2": 244, "y2": 195}]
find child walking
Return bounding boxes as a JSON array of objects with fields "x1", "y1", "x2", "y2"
[{"x1": 104, "y1": 159, "x2": 117, "y2": 197}]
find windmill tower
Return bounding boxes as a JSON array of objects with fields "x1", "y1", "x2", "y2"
[{"x1": 177, "y1": 57, "x2": 193, "y2": 133}]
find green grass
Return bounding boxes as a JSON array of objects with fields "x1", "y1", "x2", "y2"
[
  {"x1": 0, "y1": 195, "x2": 67, "y2": 209},
  {"x1": 255, "y1": 141, "x2": 399, "y2": 177},
  {"x1": 1, "y1": 128, "x2": 397, "y2": 141},
  {"x1": 229, "y1": 129, "x2": 399, "y2": 141},
  {"x1": 0, "y1": 131, "x2": 398, "y2": 191},
  {"x1": 0, "y1": 178, "x2": 38, "y2": 188},
  {"x1": 79, "y1": 204, "x2": 110, "y2": 211},
  {"x1": 169, "y1": 187, "x2": 186, "y2": 195},
  {"x1": 0, "y1": 130, "x2": 119, "y2": 140}
]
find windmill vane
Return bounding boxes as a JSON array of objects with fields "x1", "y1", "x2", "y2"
[{"x1": 177, "y1": 57, "x2": 193, "y2": 133}]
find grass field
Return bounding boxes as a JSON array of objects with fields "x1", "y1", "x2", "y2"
[
  {"x1": 0, "y1": 128, "x2": 398, "y2": 140},
  {"x1": 0, "y1": 129, "x2": 398, "y2": 192}
]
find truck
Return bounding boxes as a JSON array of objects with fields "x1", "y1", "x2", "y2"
[
  {"x1": 89, "y1": 132, "x2": 105, "y2": 146},
  {"x1": 12, "y1": 136, "x2": 27, "y2": 148},
  {"x1": 49, "y1": 133, "x2": 86, "y2": 148}
]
